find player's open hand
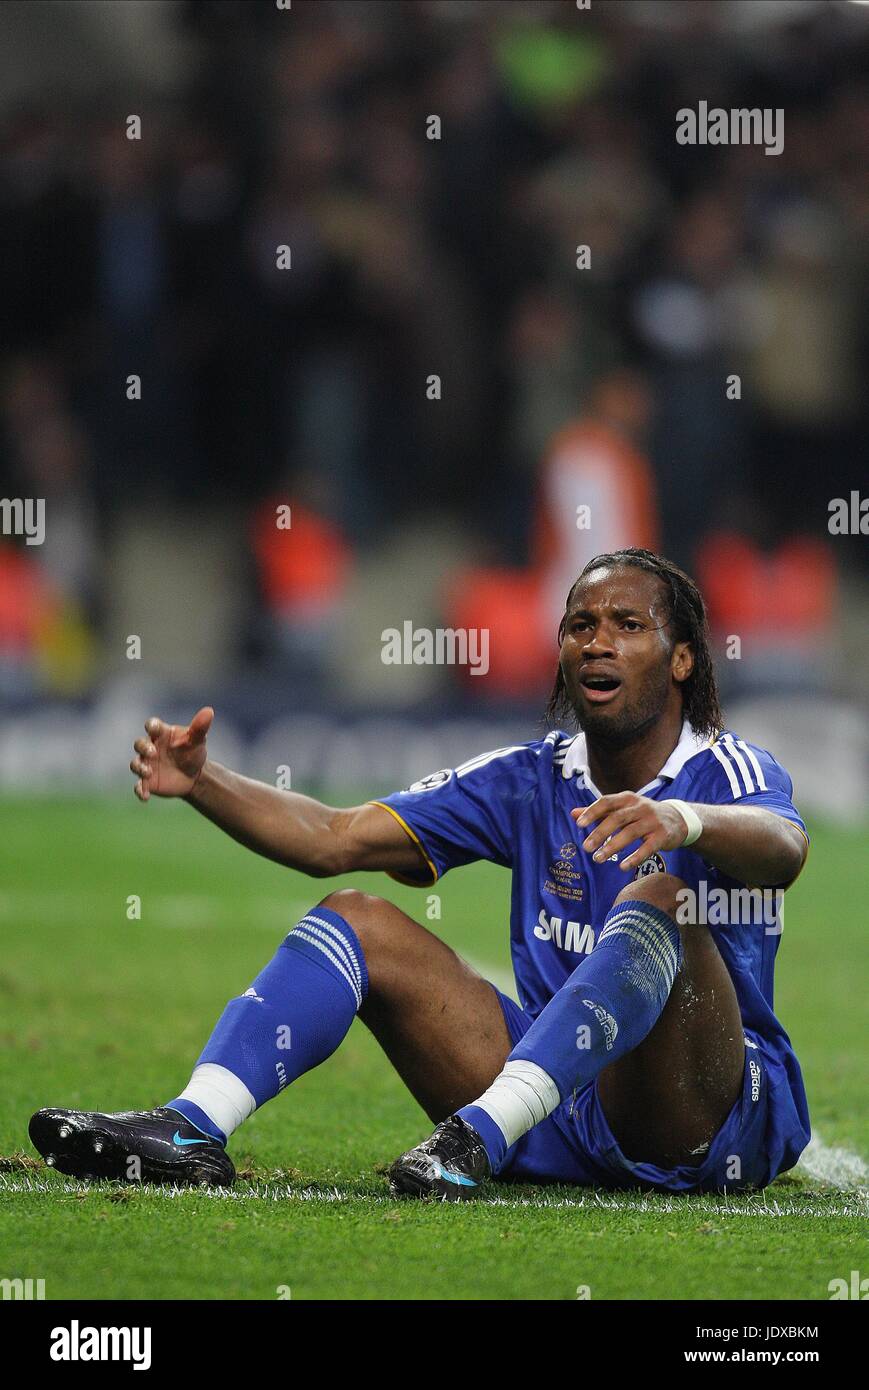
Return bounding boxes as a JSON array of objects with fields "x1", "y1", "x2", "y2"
[
  {"x1": 571, "y1": 793, "x2": 691, "y2": 872},
  {"x1": 130, "y1": 707, "x2": 214, "y2": 802}
]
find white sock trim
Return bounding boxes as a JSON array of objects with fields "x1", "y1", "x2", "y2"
[
  {"x1": 176, "y1": 1063, "x2": 257, "y2": 1140},
  {"x1": 472, "y1": 1059, "x2": 561, "y2": 1149}
]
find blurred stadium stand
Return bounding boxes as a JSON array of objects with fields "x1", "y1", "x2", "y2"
[{"x1": 0, "y1": 0, "x2": 866, "y2": 813}]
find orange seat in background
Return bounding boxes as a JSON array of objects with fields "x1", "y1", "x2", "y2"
[
  {"x1": 0, "y1": 544, "x2": 56, "y2": 653},
  {"x1": 251, "y1": 500, "x2": 352, "y2": 615},
  {"x1": 696, "y1": 532, "x2": 837, "y2": 635},
  {"x1": 444, "y1": 568, "x2": 554, "y2": 699}
]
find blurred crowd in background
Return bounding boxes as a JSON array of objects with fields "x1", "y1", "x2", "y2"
[{"x1": 0, "y1": 0, "x2": 867, "y2": 715}]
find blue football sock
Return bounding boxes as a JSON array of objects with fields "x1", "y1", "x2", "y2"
[
  {"x1": 167, "y1": 905, "x2": 368, "y2": 1142},
  {"x1": 459, "y1": 900, "x2": 683, "y2": 1172}
]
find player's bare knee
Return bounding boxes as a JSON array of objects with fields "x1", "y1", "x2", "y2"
[
  {"x1": 613, "y1": 871, "x2": 686, "y2": 921},
  {"x1": 317, "y1": 887, "x2": 385, "y2": 928},
  {"x1": 317, "y1": 888, "x2": 391, "y2": 955},
  {"x1": 613, "y1": 873, "x2": 722, "y2": 968}
]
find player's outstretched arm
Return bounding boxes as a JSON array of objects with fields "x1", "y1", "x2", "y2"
[{"x1": 129, "y1": 708, "x2": 425, "y2": 880}]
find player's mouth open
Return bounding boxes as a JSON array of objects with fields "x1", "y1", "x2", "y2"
[{"x1": 579, "y1": 674, "x2": 622, "y2": 703}]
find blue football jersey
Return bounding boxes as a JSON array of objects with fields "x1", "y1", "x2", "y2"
[{"x1": 374, "y1": 721, "x2": 810, "y2": 1131}]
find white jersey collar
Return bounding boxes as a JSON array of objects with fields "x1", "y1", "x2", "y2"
[{"x1": 561, "y1": 720, "x2": 710, "y2": 794}]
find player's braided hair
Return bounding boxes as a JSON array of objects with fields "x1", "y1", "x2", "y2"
[{"x1": 545, "y1": 548, "x2": 723, "y2": 741}]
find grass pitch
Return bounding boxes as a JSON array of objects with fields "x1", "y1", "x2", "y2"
[{"x1": 0, "y1": 796, "x2": 866, "y2": 1300}]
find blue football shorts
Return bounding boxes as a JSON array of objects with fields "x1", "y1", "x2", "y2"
[{"x1": 490, "y1": 987, "x2": 808, "y2": 1193}]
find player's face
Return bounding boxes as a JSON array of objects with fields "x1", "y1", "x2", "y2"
[{"x1": 558, "y1": 566, "x2": 693, "y2": 745}]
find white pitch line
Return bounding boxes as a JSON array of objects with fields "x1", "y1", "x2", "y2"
[
  {"x1": 797, "y1": 1134, "x2": 868, "y2": 1191},
  {"x1": 0, "y1": 1173, "x2": 864, "y2": 1219},
  {"x1": 0, "y1": 890, "x2": 313, "y2": 931}
]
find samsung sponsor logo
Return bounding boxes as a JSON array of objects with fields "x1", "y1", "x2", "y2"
[{"x1": 534, "y1": 908, "x2": 595, "y2": 955}]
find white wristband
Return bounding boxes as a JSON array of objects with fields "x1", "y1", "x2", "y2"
[{"x1": 664, "y1": 798, "x2": 703, "y2": 847}]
